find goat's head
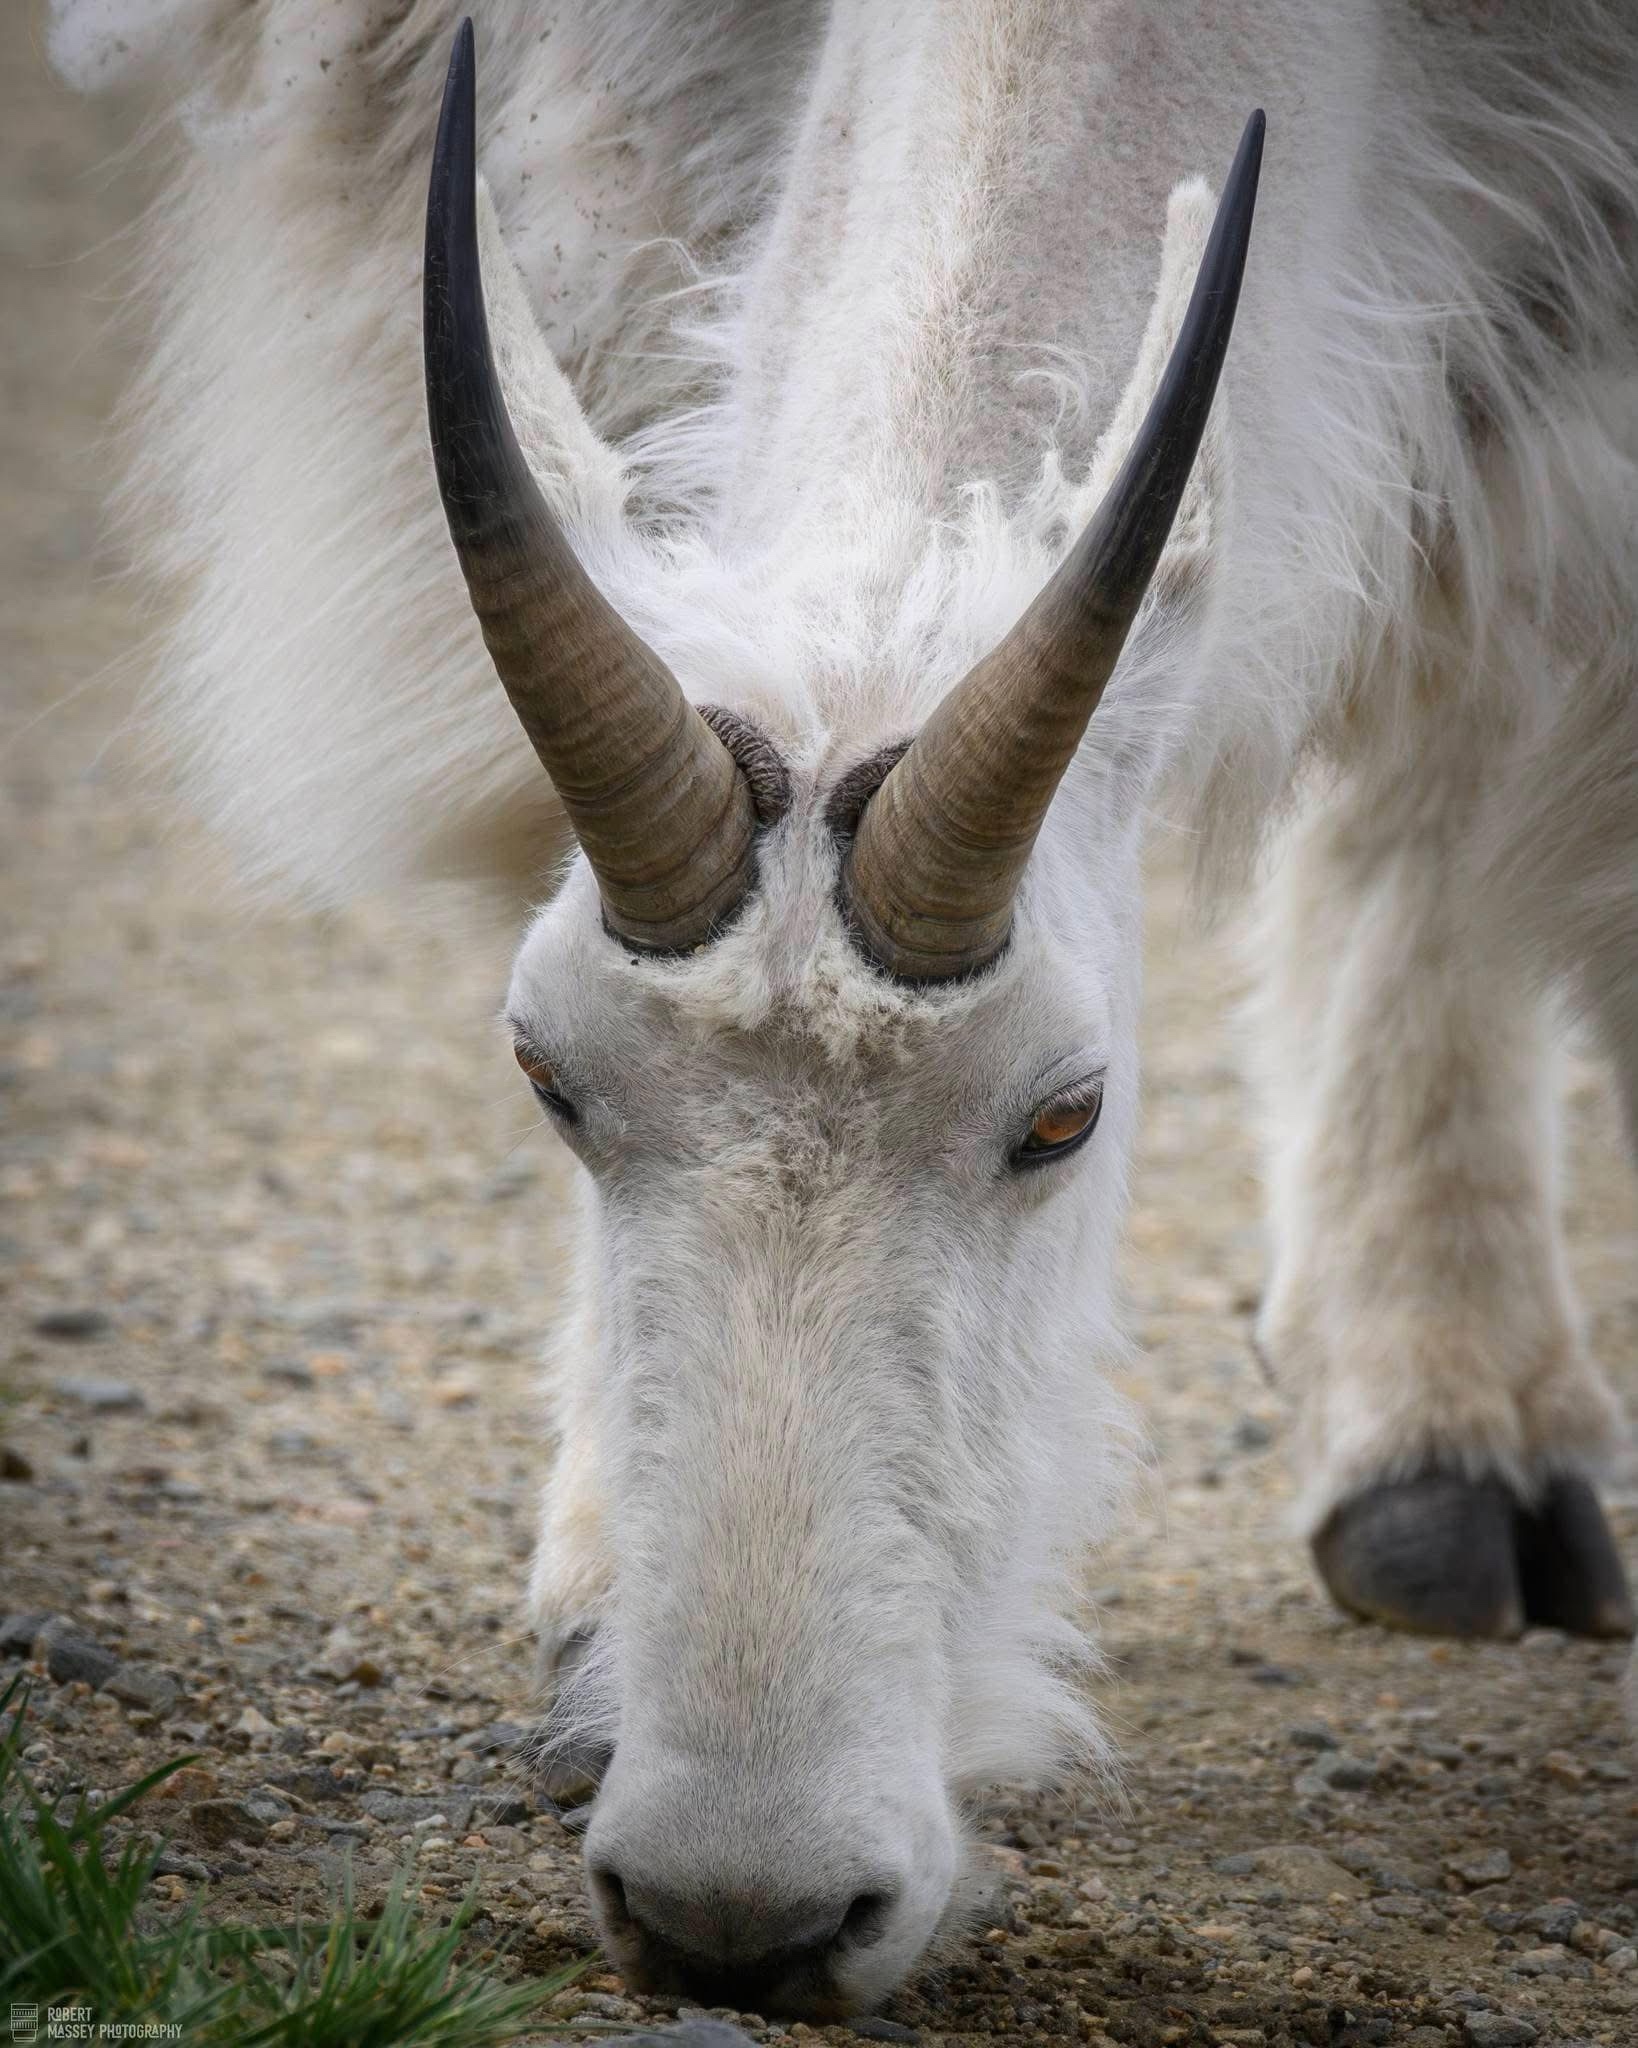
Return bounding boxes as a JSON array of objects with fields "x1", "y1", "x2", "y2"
[{"x1": 424, "y1": 22, "x2": 1260, "y2": 2016}]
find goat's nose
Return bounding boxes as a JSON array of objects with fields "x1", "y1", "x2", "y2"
[{"x1": 590, "y1": 1859, "x2": 900, "y2": 2010}]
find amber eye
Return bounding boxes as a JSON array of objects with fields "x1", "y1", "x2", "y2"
[
  {"x1": 515, "y1": 1045, "x2": 577, "y2": 1122},
  {"x1": 1015, "y1": 1083, "x2": 1103, "y2": 1168}
]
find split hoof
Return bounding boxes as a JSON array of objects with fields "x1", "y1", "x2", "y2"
[
  {"x1": 1515, "y1": 1476, "x2": 1636, "y2": 1639},
  {"x1": 1313, "y1": 1469, "x2": 1525, "y2": 1639},
  {"x1": 1314, "y1": 1469, "x2": 1635, "y2": 1641}
]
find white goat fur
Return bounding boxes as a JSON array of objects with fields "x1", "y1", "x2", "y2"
[{"x1": 53, "y1": 0, "x2": 1638, "y2": 1992}]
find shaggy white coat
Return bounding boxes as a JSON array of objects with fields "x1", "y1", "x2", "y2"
[{"x1": 52, "y1": 0, "x2": 1638, "y2": 1990}]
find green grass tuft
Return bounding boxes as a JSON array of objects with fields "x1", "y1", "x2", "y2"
[{"x1": 0, "y1": 1676, "x2": 593, "y2": 2046}]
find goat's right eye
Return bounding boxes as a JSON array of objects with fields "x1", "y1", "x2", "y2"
[{"x1": 515, "y1": 1045, "x2": 577, "y2": 1123}]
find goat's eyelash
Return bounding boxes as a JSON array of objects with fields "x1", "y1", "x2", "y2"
[
  {"x1": 1011, "y1": 1072, "x2": 1106, "y2": 1172},
  {"x1": 1040, "y1": 1073, "x2": 1106, "y2": 1113}
]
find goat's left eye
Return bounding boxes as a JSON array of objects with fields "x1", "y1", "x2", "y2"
[
  {"x1": 515, "y1": 1045, "x2": 577, "y2": 1123},
  {"x1": 1014, "y1": 1084, "x2": 1103, "y2": 1167}
]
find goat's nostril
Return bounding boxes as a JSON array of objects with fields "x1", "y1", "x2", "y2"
[
  {"x1": 837, "y1": 1886, "x2": 897, "y2": 1951},
  {"x1": 589, "y1": 1863, "x2": 631, "y2": 1932}
]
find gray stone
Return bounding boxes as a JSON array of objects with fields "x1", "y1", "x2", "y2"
[
  {"x1": 1295, "y1": 1748, "x2": 1377, "y2": 1796},
  {"x1": 268, "y1": 1428, "x2": 321, "y2": 1459},
  {"x1": 0, "y1": 1611, "x2": 50, "y2": 1655},
  {"x1": 284, "y1": 1300, "x2": 365, "y2": 1345},
  {"x1": 1509, "y1": 1944, "x2": 1590, "y2": 1980},
  {"x1": 41, "y1": 1624, "x2": 119, "y2": 1689},
  {"x1": 269, "y1": 1766, "x2": 350, "y2": 1804},
  {"x1": 1461, "y1": 2014, "x2": 1538, "y2": 2047},
  {"x1": 1520, "y1": 1901, "x2": 1580, "y2": 1944},
  {"x1": 1447, "y1": 1846, "x2": 1513, "y2": 1888},
  {"x1": 359, "y1": 1788, "x2": 475, "y2": 1829},
  {"x1": 851, "y1": 2022, "x2": 920, "y2": 2043},
  {"x1": 623, "y1": 2028, "x2": 758, "y2": 2048},
  {"x1": 187, "y1": 1798, "x2": 269, "y2": 1848},
  {"x1": 51, "y1": 1375, "x2": 143, "y2": 1411},
  {"x1": 262, "y1": 1360, "x2": 316, "y2": 1388},
  {"x1": 35, "y1": 1309, "x2": 113, "y2": 1342},
  {"x1": 1212, "y1": 1844, "x2": 1362, "y2": 1900},
  {"x1": 473, "y1": 1791, "x2": 532, "y2": 1827},
  {"x1": 311, "y1": 1624, "x2": 386, "y2": 1686},
  {"x1": 1362, "y1": 1861, "x2": 1428, "y2": 1895},
  {"x1": 456, "y1": 1719, "x2": 530, "y2": 1755},
  {"x1": 1285, "y1": 1722, "x2": 1339, "y2": 1752},
  {"x1": 104, "y1": 1665, "x2": 181, "y2": 1717}
]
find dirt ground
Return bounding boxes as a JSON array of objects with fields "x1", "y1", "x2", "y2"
[{"x1": 3, "y1": 25, "x2": 1636, "y2": 2048}]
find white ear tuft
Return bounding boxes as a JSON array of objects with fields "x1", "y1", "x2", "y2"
[
  {"x1": 1071, "y1": 176, "x2": 1232, "y2": 590},
  {"x1": 472, "y1": 178, "x2": 632, "y2": 544}
]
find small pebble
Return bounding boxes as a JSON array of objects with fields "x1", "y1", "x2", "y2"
[
  {"x1": 1294, "y1": 1748, "x2": 1377, "y2": 1796},
  {"x1": 50, "y1": 1373, "x2": 142, "y2": 1410},
  {"x1": 0, "y1": 1611, "x2": 50, "y2": 1655},
  {"x1": 313, "y1": 1625, "x2": 387, "y2": 1687},
  {"x1": 1212, "y1": 1844, "x2": 1361, "y2": 1900},
  {"x1": 233, "y1": 1704, "x2": 280, "y2": 1744},
  {"x1": 1447, "y1": 1846, "x2": 1512, "y2": 1888},
  {"x1": 36, "y1": 1310, "x2": 114, "y2": 1342},
  {"x1": 187, "y1": 1797, "x2": 269, "y2": 1848},
  {"x1": 1461, "y1": 2015, "x2": 1538, "y2": 2047},
  {"x1": 155, "y1": 1765, "x2": 219, "y2": 1802},
  {"x1": 104, "y1": 1665, "x2": 181, "y2": 1717},
  {"x1": 623, "y1": 2027, "x2": 758, "y2": 2048},
  {"x1": 1513, "y1": 1944, "x2": 1591, "y2": 1980},
  {"x1": 1521, "y1": 1901, "x2": 1579, "y2": 1944},
  {"x1": 39, "y1": 1623, "x2": 119, "y2": 1690}
]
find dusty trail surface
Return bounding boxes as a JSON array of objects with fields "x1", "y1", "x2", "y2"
[{"x1": 4, "y1": 31, "x2": 1636, "y2": 2048}]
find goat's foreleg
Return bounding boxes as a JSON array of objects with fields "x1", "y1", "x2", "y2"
[
  {"x1": 1252, "y1": 728, "x2": 1631, "y2": 1641},
  {"x1": 528, "y1": 1214, "x2": 616, "y2": 1804}
]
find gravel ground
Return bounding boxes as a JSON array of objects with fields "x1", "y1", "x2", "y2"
[{"x1": 4, "y1": 30, "x2": 1637, "y2": 2048}]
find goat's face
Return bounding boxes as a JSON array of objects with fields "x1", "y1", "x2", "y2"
[
  {"x1": 506, "y1": 783, "x2": 1143, "y2": 2014},
  {"x1": 424, "y1": 29, "x2": 1259, "y2": 2008}
]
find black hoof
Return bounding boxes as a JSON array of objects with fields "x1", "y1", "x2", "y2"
[
  {"x1": 1314, "y1": 1469, "x2": 1635, "y2": 1642},
  {"x1": 1515, "y1": 1476, "x2": 1636, "y2": 1639},
  {"x1": 1313, "y1": 1470, "x2": 1525, "y2": 1639}
]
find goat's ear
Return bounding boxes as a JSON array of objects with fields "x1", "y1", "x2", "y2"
[
  {"x1": 469, "y1": 176, "x2": 633, "y2": 544},
  {"x1": 1073, "y1": 176, "x2": 1233, "y2": 607},
  {"x1": 1056, "y1": 176, "x2": 1238, "y2": 817}
]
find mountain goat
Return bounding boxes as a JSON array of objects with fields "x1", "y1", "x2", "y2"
[{"x1": 51, "y1": 0, "x2": 1638, "y2": 2016}]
